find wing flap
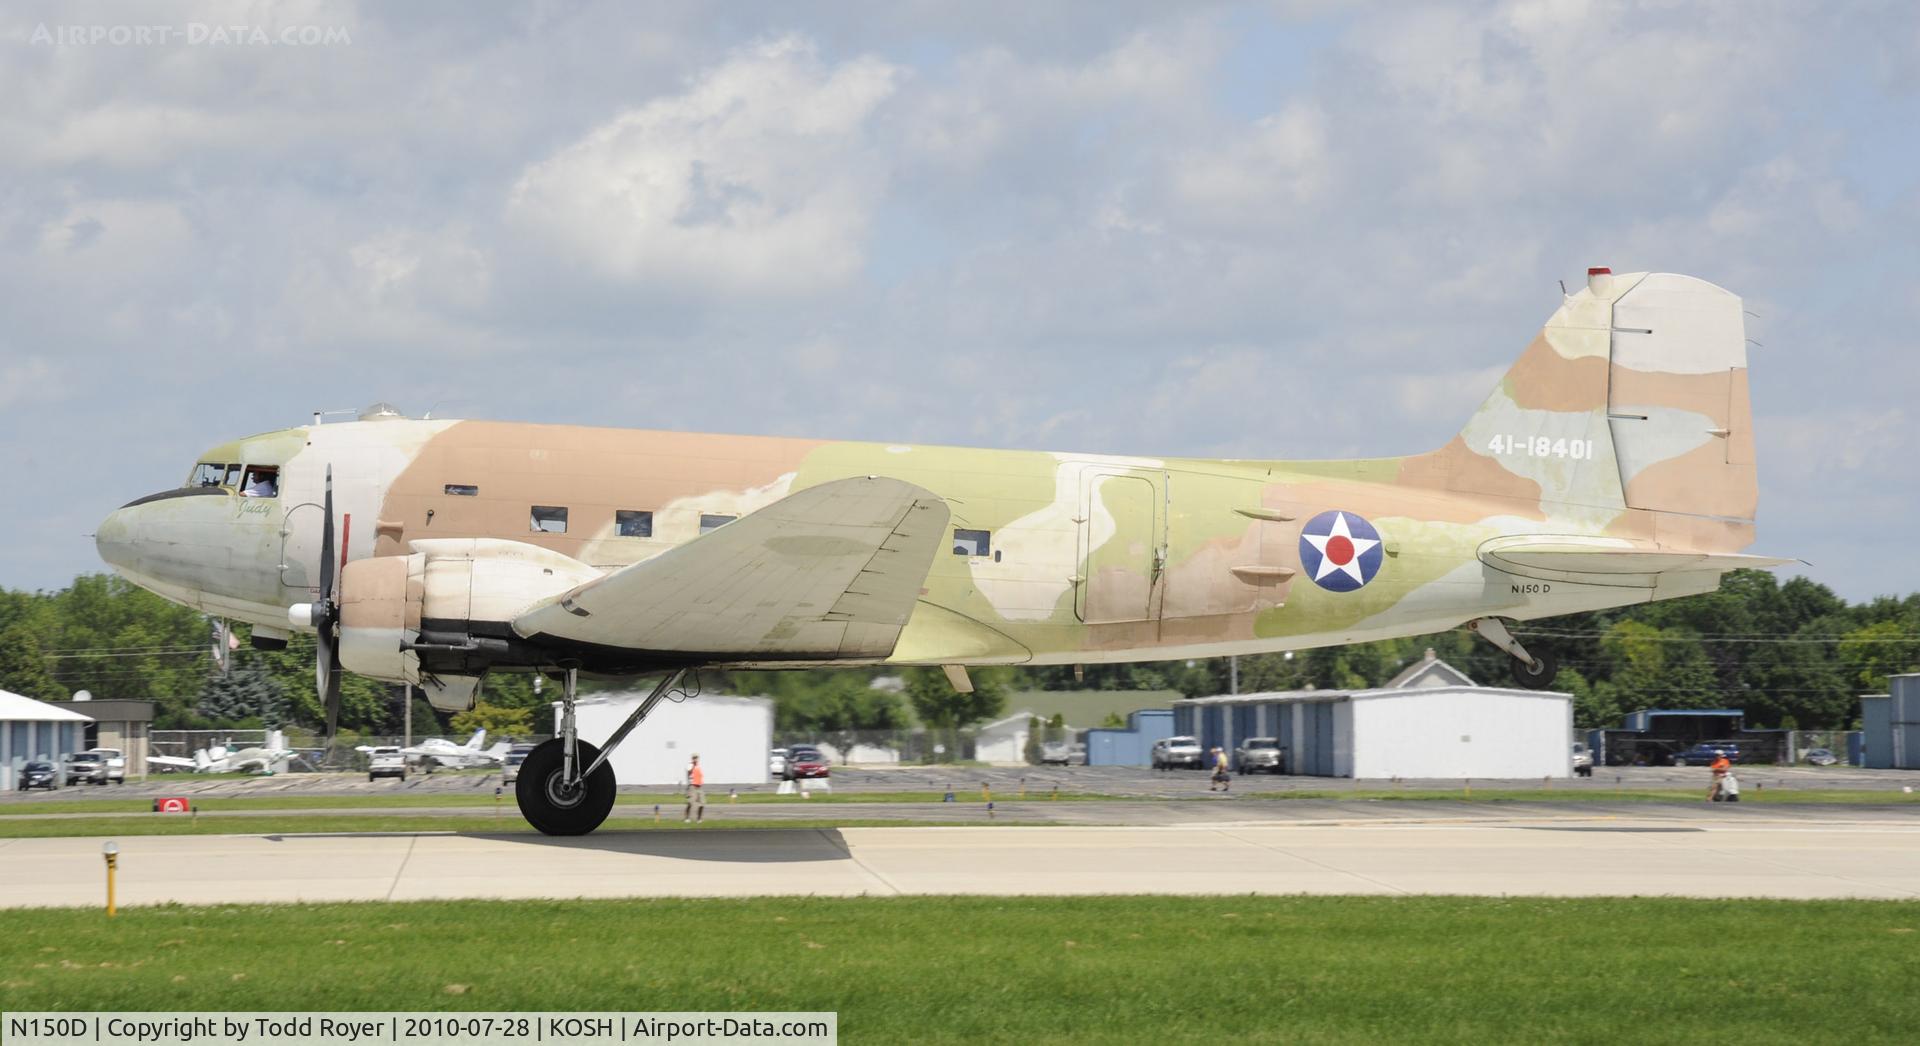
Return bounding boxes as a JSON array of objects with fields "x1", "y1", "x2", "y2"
[{"x1": 513, "y1": 476, "x2": 949, "y2": 659}]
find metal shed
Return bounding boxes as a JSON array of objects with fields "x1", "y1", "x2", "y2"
[
  {"x1": 1861, "y1": 675, "x2": 1920, "y2": 770},
  {"x1": 1084, "y1": 709, "x2": 1175, "y2": 766},
  {"x1": 2, "y1": 688, "x2": 94, "y2": 791},
  {"x1": 1177, "y1": 685, "x2": 1574, "y2": 779}
]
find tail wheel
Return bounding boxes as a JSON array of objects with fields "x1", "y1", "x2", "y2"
[
  {"x1": 515, "y1": 738, "x2": 616, "y2": 836},
  {"x1": 1509, "y1": 648, "x2": 1559, "y2": 688}
]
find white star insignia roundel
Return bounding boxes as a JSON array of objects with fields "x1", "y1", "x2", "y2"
[{"x1": 1298, "y1": 510, "x2": 1384, "y2": 592}]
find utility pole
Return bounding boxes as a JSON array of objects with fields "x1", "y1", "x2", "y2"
[
  {"x1": 403, "y1": 683, "x2": 413, "y2": 747},
  {"x1": 1230, "y1": 655, "x2": 1239, "y2": 695}
]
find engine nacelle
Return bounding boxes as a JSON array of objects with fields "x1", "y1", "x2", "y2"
[{"x1": 337, "y1": 538, "x2": 601, "y2": 710}]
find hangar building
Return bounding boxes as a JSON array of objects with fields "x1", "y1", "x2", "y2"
[
  {"x1": 1174, "y1": 662, "x2": 1574, "y2": 779},
  {"x1": 1861, "y1": 674, "x2": 1920, "y2": 770},
  {"x1": 2, "y1": 688, "x2": 93, "y2": 791},
  {"x1": 556, "y1": 692, "x2": 773, "y2": 786}
]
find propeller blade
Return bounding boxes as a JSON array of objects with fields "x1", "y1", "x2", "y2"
[
  {"x1": 318, "y1": 466, "x2": 335, "y2": 600},
  {"x1": 315, "y1": 464, "x2": 343, "y2": 740},
  {"x1": 320, "y1": 631, "x2": 342, "y2": 740}
]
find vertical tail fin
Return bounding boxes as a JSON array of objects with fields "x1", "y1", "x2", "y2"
[
  {"x1": 1410, "y1": 270, "x2": 1757, "y2": 527},
  {"x1": 467, "y1": 728, "x2": 486, "y2": 750}
]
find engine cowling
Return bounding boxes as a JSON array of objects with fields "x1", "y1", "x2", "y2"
[{"x1": 337, "y1": 539, "x2": 601, "y2": 709}]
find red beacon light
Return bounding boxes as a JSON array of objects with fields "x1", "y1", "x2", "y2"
[{"x1": 1586, "y1": 266, "x2": 1613, "y2": 295}]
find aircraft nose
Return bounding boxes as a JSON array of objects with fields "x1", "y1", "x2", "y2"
[{"x1": 95, "y1": 507, "x2": 135, "y2": 572}]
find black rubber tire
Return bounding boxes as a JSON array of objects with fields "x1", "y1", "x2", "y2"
[
  {"x1": 515, "y1": 738, "x2": 616, "y2": 836},
  {"x1": 1509, "y1": 648, "x2": 1559, "y2": 688}
]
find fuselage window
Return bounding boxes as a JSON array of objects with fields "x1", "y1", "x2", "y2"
[
  {"x1": 699, "y1": 513, "x2": 736, "y2": 534},
  {"x1": 953, "y1": 528, "x2": 991, "y2": 557},
  {"x1": 240, "y1": 466, "x2": 279, "y2": 498},
  {"x1": 444, "y1": 484, "x2": 479, "y2": 496},
  {"x1": 531, "y1": 506, "x2": 569, "y2": 534},
  {"x1": 616, "y1": 510, "x2": 654, "y2": 538}
]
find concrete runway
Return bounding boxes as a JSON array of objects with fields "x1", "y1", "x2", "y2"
[{"x1": 5, "y1": 816, "x2": 1918, "y2": 907}]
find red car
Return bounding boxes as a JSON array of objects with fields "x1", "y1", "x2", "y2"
[{"x1": 784, "y1": 746, "x2": 830, "y2": 780}]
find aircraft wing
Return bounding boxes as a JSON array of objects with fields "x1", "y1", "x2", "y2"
[
  {"x1": 1481, "y1": 537, "x2": 1796, "y2": 587},
  {"x1": 513, "y1": 476, "x2": 950, "y2": 660},
  {"x1": 147, "y1": 755, "x2": 196, "y2": 770}
]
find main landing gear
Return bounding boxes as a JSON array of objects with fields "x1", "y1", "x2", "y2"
[
  {"x1": 515, "y1": 666, "x2": 688, "y2": 836},
  {"x1": 1467, "y1": 618, "x2": 1560, "y2": 689}
]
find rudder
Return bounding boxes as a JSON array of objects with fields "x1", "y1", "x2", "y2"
[{"x1": 1414, "y1": 270, "x2": 1757, "y2": 525}]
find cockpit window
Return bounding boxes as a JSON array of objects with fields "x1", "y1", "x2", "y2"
[
  {"x1": 241, "y1": 467, "x2": 279, "y2": 498},
  {"x1": 189, "y1": 463, "x2": 232, "y2": 488}
]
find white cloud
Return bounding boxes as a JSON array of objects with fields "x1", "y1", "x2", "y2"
[{"x1": 506, "y1": 36, "x2": 901, "y2": 295}]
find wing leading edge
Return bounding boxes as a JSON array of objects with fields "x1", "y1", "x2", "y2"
[{"x1": 513, "y1": 476, "x2": 950, "y2": 661}]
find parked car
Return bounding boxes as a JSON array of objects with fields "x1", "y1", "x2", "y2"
[
  {"x1": 769, "y1": 748, "x2": 788, "y2": 779},
  {"x1": 1234, "y1": 737, "x2": 1285, "y2": 775},
  {"x1": 501, "y1": 743, "x2": 535, "y2": 784},
  {"x1": 1039, "y1": 740, "x2": 1073, "y2": 766},
  {"x1": 1803, "y1": 748, "x2": 1839, "y2": 766},
  {"x1": 87, "y1": 747, "x2": 126, "y2": 784},
  {"x1": 1672, "y1": 743, "x2": 1739, "y2": 767},
  {"x1": 784, "y1": 746, "x2": 830, "y2": 780},
  {"x1": 367, "y1": 746, "x2": 407, "y2": 781},
  {"x1": 1151, "y1": 736, "x2": 1203, "y2": 770},
  {"x1": 17, "y1": 760, "x2": 57, "y2": 790},
  {"x1": 1572, "y1": 742, "x2": 1593, "y2": 777},
  {"x1": 63, "y1": 751, "x2": 107, "y2": 786}
]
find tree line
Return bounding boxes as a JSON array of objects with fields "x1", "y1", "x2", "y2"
[{"x1": 1, "y1": 570, "x2": 1914, "y2": 737}]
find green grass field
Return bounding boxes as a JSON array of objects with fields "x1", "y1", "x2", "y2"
[{"x1": 3, "y1": 896, "x2": 1916, "y2": 1043}]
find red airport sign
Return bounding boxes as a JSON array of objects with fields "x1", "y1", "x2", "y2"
[{"x1": 153, "y1": 797, "x2": 192, "y2": 814}]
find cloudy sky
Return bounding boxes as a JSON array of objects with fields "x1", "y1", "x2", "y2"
[{"x1": 2, "y1": 1, "x2": 1916, "y2": 601}]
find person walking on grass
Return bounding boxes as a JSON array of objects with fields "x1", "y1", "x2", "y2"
[{"x1": 684, "y1": 753, "x2": 706, "y2": 823}]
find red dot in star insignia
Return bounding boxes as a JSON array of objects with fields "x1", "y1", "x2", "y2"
[{"x1": 1325, "y1": 535, "x2": 1354, "y2": 565}]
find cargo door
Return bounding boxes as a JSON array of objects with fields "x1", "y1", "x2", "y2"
[{"x1": 1075, "y1": 470, "x2": 1163, "y2": 624}]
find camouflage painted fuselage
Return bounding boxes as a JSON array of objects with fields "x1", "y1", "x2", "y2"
[{"x1": 97, "y1": 272, "x2": 1774, "y2": 694}]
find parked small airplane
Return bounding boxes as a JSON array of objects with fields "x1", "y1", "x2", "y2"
[
  {"x1": 97, "y1": 270, "x2": 1790, "y2": 834},
  {"x1": 401, "y1": 729, "x2": 510, "y2": 770},
  {"x1": 149, "y1": 732, "x2": 293, "y2": 774}
]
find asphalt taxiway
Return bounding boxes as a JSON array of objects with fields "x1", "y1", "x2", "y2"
[{"x1": 4, "y1": 816, "x2": 1917, "y2": 907}]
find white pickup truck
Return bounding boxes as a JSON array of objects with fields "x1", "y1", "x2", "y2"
[
  {"x1": 367, "y1": 746, "x2": 407, "y2": 782},
  {"x1": 87, "y1": 747, "x2": 126, "y2": 783}
]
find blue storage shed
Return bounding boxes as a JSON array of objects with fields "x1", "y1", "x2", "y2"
[{"x1": 1085, "y1": 709, "x2": 1175, "y2": 766}]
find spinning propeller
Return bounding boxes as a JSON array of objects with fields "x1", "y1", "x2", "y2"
[{"x1": 311, "y1": 466, "x2": 346, "y2": 740}]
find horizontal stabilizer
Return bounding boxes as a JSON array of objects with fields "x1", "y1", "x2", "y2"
[
  {"x1": 1481, "y1": 535, "x2": 1794, "y2": 587},
  {"x1": 514, "y1": 476, "x2": 950, "y2": 660}
]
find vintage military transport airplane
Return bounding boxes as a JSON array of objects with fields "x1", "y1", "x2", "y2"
[{"x1": 97, "y1": 270, "x2": 1788, "y2": 833}]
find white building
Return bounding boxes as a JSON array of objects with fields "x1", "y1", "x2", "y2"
[
  {"x1": 2, "y1": 688, "x2": 94, "y2": 791},
  {"x1": 1177, "y1": 684, "x2": 1575, "y2": 779},
  {"x1": 556, "y1": 693, "x2": 773, "y2": 786},
  {"x1": 973, "y1": 713, "x2": 1034, "y2": 765}
]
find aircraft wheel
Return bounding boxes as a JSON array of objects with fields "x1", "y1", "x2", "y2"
[
  {"x1": 516, "y1": 738, "x2": 616, "y2": 836},
  {"x1": 1509, "y1": 648, "x2": 1559, "y2": 688}
]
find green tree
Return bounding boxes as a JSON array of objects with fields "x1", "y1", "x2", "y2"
[
  {"x1": 906, "y1": 668, "x2": 1006, "y2": 762},
  {"x1": 451, "y1": 701, "x2": 533, "y2": 738},
  {"x1": 1839, "y1": 620, "x2": 1920, "y2": 692},
  {"x1": 0, "y1": 626, "x2": 64, "y2": 700},
  {"x1": 196, "y1": 664, "x2": 286, "y2": 726}
]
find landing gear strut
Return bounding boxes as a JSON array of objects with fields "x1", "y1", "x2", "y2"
[
  {"x1": 1467, "y1": 618, "x2": 1559, "y2": 689},
  {"x1": 515, "y1": 667, "x2": 688, "y2": 836}
]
